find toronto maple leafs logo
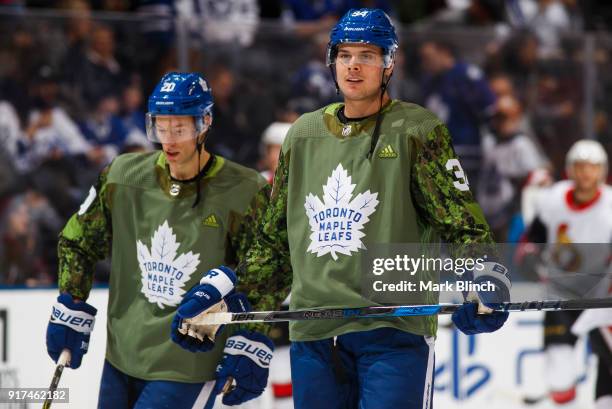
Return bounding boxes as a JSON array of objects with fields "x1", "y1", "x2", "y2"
[
  {"x1": 137, "y1": 221, "x2": 200, "y2": 308},
  {"x1": 304, "y1": 164, "x2": 379, "y2": 260}
]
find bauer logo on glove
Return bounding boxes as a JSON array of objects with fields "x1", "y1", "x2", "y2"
[
  {"x1": 213, "y1": 330, "x2": 274, "y2": 406},
  {"x1": 225, "y1": 336, "x2": 274, "y2": 367},
  {"x1": 51, "y1": 305, "x2": 95, "y2": 332},
  {"x1": 46, "y1": 293, "x2": 97, "y2": 369}
]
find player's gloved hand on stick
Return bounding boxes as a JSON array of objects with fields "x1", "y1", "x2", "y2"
[
  {"x1": 453, "y1": 261, "x2": 510, "y2": 334},
  {"x1": 171, "y1": 266, "x2": 238, "y2": 352},
  {"x1": 171, "y1": 292, "x2": 250, "y2": 352},
  {"x1": 452, "y1": 302, "x2": 508, "y2": 335},
  {"x1": 469, "y1": 261, "x2": 512, "y2": 310},
  {"x1": 213, "y1": 330, "x2": 274, "y2": 405},
  {"x1": 46, "y1": 293, "x2": 97, "y2": 369}
]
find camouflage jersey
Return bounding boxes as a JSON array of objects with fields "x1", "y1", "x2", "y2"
[
  {"x1": 58, "y1": 151, "x2": 269, "y2": 382},
  {"x1": 239, "y1": 100, "x2": 494, "y2": 342}
]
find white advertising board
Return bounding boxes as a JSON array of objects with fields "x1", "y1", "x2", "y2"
[{"x1": 0, "y1": 288, "x2": 600, "y2": 408}]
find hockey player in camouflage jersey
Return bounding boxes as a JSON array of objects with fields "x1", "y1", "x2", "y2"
[
  {"x1": 45, "y1": 72, "x2": 274, "y2": 408},
  {"x1": 175, "y1": 9, "x2": 510, "y2": 409}
]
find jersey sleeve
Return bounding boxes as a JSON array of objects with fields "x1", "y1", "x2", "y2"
[
  {"x1": 410, "y1": 122, "x2": 494, "y2": 244},
  {"x1": 236, "y1": 149, "x2": 293, "y2": 314},
  {"x1": 58, "y1": 165, "x2": 113, "y2": 300},
  {"x1": 229, "y1": 182, "x2": 272, "y2": 266}
]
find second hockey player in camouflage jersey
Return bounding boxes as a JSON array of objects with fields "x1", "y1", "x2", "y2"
[{"x1": 45, "y1": 72, "x2": 272, "y2": 408}]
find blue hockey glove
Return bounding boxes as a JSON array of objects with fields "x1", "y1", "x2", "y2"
[
  {"x1": 470, "y1": 261, "x2": 512, "y2": 308},
  {"x1": 453, "y1": 261, "x2": 510, "y2": 335},
  {"x1": 177, "y1": 266, "x2": 237, "y2": 318},
  {"x1": 452, "y1": 302, "x2": 509, "y2": 335},
  {"x1": 171, "y1": 292, "x2": 250, "y2": 352},
  {"x1": 213, "y1": 330, "x2": 274, "y2": 406},
  {"x1": 46, "y1": 293, "x2": 97, "y2": 369},
  {"x1": 171, "y1": 265, "x2": 237, "y2": 351}
]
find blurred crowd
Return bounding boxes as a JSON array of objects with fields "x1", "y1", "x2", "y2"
[{"x1": 1, "y1": 0, "x2": 612, "y2": 286}]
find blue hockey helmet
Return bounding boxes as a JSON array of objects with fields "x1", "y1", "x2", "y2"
[
  {"x1": 326, "y1": 8, "x2": 399, "y2": 69},
  {"x1": 146, "y1": 72, "x2": 213, "y2": 143}
]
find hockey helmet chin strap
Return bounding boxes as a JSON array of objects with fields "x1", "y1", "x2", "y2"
[
  {"x1": 181, "y1": 129, "x2": 212, "y2": 209},
  {"x1": 193, "y1": 137, "x2": 204, "y2": 208},
  {"x1": 366, "y1": 69, "x2": 393, "y2": 159}
]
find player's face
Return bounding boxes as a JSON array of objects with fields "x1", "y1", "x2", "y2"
[
  {"x1": 156, "y1": 116, "x2": 199, "y2": 163},
  {"x1": 155, "y1": 116, "x2": 197, "y2": 144},
  {"x1": 335, "y1": 44, "x2": 391, "y2": 102},
  {"x1": 572, "y1": 161, "x2": 603, "y2": 192},
  {"x1": 420, "y1": 43, "x2": 444, "y2": 74}
]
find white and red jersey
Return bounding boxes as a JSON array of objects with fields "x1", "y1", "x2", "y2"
[
  {"x1": 529, "y1": 181, "x2": 612, "y2": 298},
  {"x1": 535, "y1": 180, "x2": 612, "y2": 244}
]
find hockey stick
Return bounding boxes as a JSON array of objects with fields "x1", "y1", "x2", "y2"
[
  {"x1": 203, "y1": 377, "x2": 235, "y2": 409},
  {"x1": 185, "y1": 298, "x2": 612, "y2": 326},
  {"x1": 42, "y1": 349, "x2": 70, "y2": 409}
]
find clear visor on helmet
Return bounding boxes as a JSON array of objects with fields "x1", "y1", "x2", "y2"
[
  {"x1": 326, "y1": 43, "x2": 395, "y2": 68},
  {"x1": 145, "y1": 113, "x2": 208, "y2": 143}
]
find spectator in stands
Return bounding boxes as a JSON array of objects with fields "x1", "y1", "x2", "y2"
[
  {"x1": 281, "y1": 1, "x2": 392, "y2": 38},
  {"x1": 59, "y1": 0, "x2": 93, "y2": 90},
  {"x1": 120, "y1": 83, "x2": 152, "y2": 151},
  {"x1": 414, "y1": 0, "x2": 507, "y2": 28},
  {"x1": 0, "y1": 98, "x2": 20, "y2": 163},
  {"x1": 121, "y1": 84, "x2": 146, "y2": 134},
  {"x1": 489, "y1": 72, "x2": 516, "y2": 99},
  {"x1": 205, "y1": 63, "x2": 258, "y2": 166},
  {"x1": 281, "y1": 0, "x2": 343, "y2": 37},
  {"x1": 419, "y1": 39, "x2": 496, "y2": 188},
  {"x1": 287, "y1": 33, "x2": 339, "y2": 116},
  {"x1": 0, "y1": 99, "x2": 20, "y2": 198},
  {"x1": 190, "y1": 0, "x2": 260, "y2": 47},
  {"x1": 489, "y1": 71, "x2": 539, "y2": 145},
  {"x1": 532, "y1": 60, "x2": 581, "y2": 177},
  {"x1": 79, "y1": 93, "x2": 129, "y2": 169},
  {"x1": 18, "y1": 66, "x2": 91, "y2": 217},
  {"x1": 69, "y1": 23, "x2": 123, "y2": 112},
  {"x1": 485, "y1": 30, "x2": 539, "y2": 94},
  {"x1": 507, "y1": 0, "x2": 574, "y2": 58},
  {"x1": 0, "y1": 189, "x2": 61, "y2": 286},
  {"x1": 0, "y1": 23, "x2": 40, "y2": 118},
  {"x1": 18, "y1": 66, "x2": 90, "y2": 172},
  {"x1": 478, "y1": 94, "x2": 548, "y2": 240}
]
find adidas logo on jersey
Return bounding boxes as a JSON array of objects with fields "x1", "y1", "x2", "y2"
[
  {"x1": 378, "y1": 144, "x2": 397, "y2": 158},
  {"x1": 203, "y1": 214, "x2": 219, "y2": 228}
]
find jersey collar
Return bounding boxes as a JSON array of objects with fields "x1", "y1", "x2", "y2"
[
  {"x1": 323, "y1": 100, "x2": 396, "y2": 139},
  {"x1": 155, "y1": 151, "x2": 225, "y2": 199},
  {"x1": 565, "y1": 187, "x2": 602, "y2": 211}
]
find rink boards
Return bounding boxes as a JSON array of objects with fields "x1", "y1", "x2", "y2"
[{"x1": 0, "y1": 287, "x2": 598, "y2": 409}]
